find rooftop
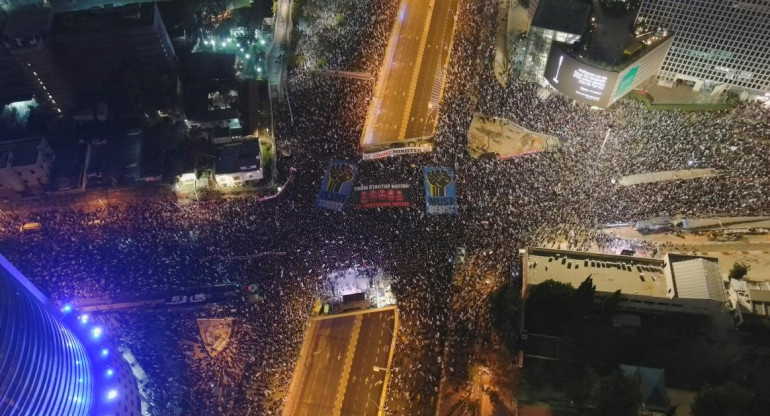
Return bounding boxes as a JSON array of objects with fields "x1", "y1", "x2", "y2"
[
  {"x1": 531, "y1": 0, "x2": 591, "y2": 36},
  {"x1": 215, "y1": 140, "x2": 261, "y2": 174},
  {"x1": 10, "y1": 142, "x2": 38, "y2": 166},
  {"x1": 668, "y1": 254, "x2": 727, "y2": 302},
  {"x1": 52, "y1": 3, "x2": 156, "y2": 36},
  {"x1": 0, "y1": 138, "x2": 43, "y2": 167},
  {"x1": 525, "y1": 248, "x2": 668, "y2": 298},
  {"x1": 184, "y1": 84, "x2": 240, "y2": 124},
  {"x1": 187, "y1": 53, "x2": 237, "y2": 82},
  {"x1": 3, "y1": 7, "x2": 53, "y2": 39}
]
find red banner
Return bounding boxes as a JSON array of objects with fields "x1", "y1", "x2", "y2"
[{"x1": 353, "y1": 184, "x2": 411, "y2": 209}]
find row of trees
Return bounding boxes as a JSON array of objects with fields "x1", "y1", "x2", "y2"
[{"x1": 524, "y1": 276, "x2": 623, "y2": 334}]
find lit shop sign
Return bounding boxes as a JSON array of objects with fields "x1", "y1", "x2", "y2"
[{"x1": 544, "y1": 46, "x2": 619, "y2": 108}]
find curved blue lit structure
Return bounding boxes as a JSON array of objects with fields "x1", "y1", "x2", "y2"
[
  {"x1": 1, "y1": 253, "x2": 142, "y2": 416},
  {"x1": 0, "y1": 255, "x2": 94, "y2": 416}
]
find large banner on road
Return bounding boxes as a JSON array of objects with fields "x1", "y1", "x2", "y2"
[
  {"x1": 424, "y1": 167, "x2": 457, "y2": 215},
  {"x1": 316, "y1": 160, "x2": 357, "y2": 211},
  {"x1": 353, "y1": 184, "x2": 412, "y2": 209}
]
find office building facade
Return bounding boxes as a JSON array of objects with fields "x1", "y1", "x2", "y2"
[
  {"x1": 1, "y1": 7, "x2": 75, "y2": 113},
  {"x1": 0, "y1": 253, "x2": 142, "y2": 416},
  {"x1": 636, "y1": 0, "x2": 770, "y2": 95}
]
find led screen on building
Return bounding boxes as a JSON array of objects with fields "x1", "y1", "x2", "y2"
[{"x1": 544, "y1": 45, "x2": 620, "y2": 107}]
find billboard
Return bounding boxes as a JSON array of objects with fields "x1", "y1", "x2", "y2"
[
  {"x1": 424, "y1": 167, "x2": 457, "y2": 215},
  {"x1": 316, "y1": 160, "x2": 357, "y2": 211},
  {"x1": 353, "y1": 184, "x2": 412, "y2": 209},
  {"x1": 544, "y1": 45, "x2": 620, "y2": 107}
]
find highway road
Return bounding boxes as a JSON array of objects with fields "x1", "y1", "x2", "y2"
[
  {"x1": 339, "y1": 311, "x2": 394, "y2": 415},
  {"x1": 283, "y1": 308, "x2": 397, "y2": 416},
  {"x1": 361, "y1": 0, "x2": 460, "y2": 150},
  {"x1": 288, "y1": 315, "x2": 355, "y2": 416},
  {"x1": 404, "y1": 0, "x2": 460, "y2": 140}
]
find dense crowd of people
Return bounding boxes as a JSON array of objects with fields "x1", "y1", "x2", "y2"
[{"x1": 0, "y1": 0, "x2": 768, "y2": 414}]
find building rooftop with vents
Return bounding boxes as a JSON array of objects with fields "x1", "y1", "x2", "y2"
[
  {"x1": 523, "y1": 248, "x2": 731, "y2": 315},
  {"x1": 531, "y1": 0, "x2": 591, "y2": 36},
  {"x1": 525, "y1": 247, "x2": 668, "y2": 298}
]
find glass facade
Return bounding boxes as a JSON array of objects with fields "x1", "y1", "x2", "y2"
[
  {"x1": 636, "y1": 0, "x2": 770, "y2": 94},
  {"x1": 0, "y1": 254, "x2": 94, "y2": 416},
  {"x1": 517, "y1": 27, "x2": 582, "y2": 84}
]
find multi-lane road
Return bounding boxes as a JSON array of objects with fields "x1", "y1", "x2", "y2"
[
  {"x1": 283, "y1": 308, "x2": 397, "y2": 416},
  {"x1": 361, "y1": 0, "x2": 460, "y2": 150}
]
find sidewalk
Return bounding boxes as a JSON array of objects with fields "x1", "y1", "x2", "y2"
[{"x1": 0, "y1": 185, "x2": 175, "y2": 214}]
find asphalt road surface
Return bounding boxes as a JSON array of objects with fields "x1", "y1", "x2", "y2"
[
  {"x1": 361, "y1": 0, "x2": 459, "y2": 149},
  {"x1": 284, "y1": 308, "x2": 397, "y2": 416},
  {"x1": 403, "y1": 0, "x2": 460, "y2": 140},
  {"x1": 339, "y1": 311, "x2": 394, "y2": 415}
]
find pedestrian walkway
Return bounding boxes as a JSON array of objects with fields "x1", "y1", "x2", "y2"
[{"x1": 617, "y1": 168, "x2": 721, "y2": 186}]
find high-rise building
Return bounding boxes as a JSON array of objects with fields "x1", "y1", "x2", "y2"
[
  {"x1": 0, "y1": 253, "x2": 142, "y2": 416},
  {"x1": 1, "y1": 6, "x2": 75, "y2": 113},
  {"x1": 1, "y1": 2, "x2": 177, "y2": 111},
  {"x1": 517, "y1": 0, "x2": 673, "y2": 108},
  {"x1": 635, "y1": 0, "x2": 770, "y2": 95},
  {"x1": 1, "y1": 0, "x2": 167, "y2": 13},
  {"x1": 50, "y1": 2, "x2": 176, "y2": 96}
]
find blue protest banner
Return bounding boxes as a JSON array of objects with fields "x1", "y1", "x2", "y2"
[
  {"x1": 317, "y1": 160, "x2": 358, "y2": 211},
  {"x1": 424, "y1": 167, "x2": 457, "y2": 215}
]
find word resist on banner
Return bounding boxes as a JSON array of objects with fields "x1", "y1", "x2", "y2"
[{"x1": 424, "y1": 167, "x2": 457, "y2": 215}]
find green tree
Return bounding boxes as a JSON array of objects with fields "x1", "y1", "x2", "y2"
[
  {"x1": 526, "y1": 279, "x2": 574, "y2": 334},
  {"x1": 601, "y1": 289, "x2": 622, "y2": 317},
  {"x1": 565, "y1": 364, "x2": 599, "y2": 409},
  {"x1": 490, "y1": 281, "x2": 522, "y2": 351},
  {"x1": 691, "y1": 382, "x2": 753, "y2": 416},
  {"x1": 596, "y1": 371, "x2": 641, "y2": 416},
  {"x1": 570, "y1": 275, "x2": 596, "y2": 318},
  {"x1": 728, "y1": 262, "x2": 750, "y2": 280}
]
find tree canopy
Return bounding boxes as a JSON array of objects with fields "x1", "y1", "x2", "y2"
[
  {"x1": 596, "y1": 371, "x2": 642, "y2": 416},
  {"x1": 691, "y1": 382, "x2": 754, "y2": 416},
  {"x1": 728, "y1": 262, "x2": 750, "y2": 280},
  {"x1": 525, "y1": 276, "x2": 596, "y2": 334}
]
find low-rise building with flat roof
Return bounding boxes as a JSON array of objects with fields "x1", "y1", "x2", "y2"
[
  {"x1": 214, "y1": 139, "x2": 262, "y2": 188},
  {"x1": 0, "y1": 137, "x2": 54, "y2": 194},
  {"x1": 183, "y1": 53, "x2": 241, "y2": 133},
  {"x1": 522, "y1": 248, "x2": 729, "y2": 315}
]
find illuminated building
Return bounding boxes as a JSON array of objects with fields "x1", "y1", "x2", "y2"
[
  {"x1": 517, "y1": 0, "x2": 591, "y2": 83},
  {"x1": 517, "y1": 0, "x2": 673, "y2": 108},
  {"x1": 0, "y1": 253, "x2": 142, "y2": 415},
  {"x1": 635, "y1": 0, "x2": 770, "y2": 96}
]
